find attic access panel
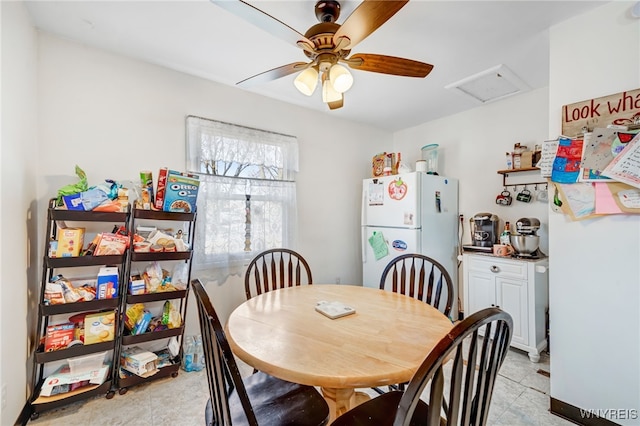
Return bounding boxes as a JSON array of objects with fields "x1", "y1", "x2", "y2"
[{"x1": 445, "y1": 64, "x2": 529, "y2": 104}]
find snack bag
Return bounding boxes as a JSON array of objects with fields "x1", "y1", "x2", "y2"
[{"x1": 56, "y1": 165, "x2": 89, "y2": 207}]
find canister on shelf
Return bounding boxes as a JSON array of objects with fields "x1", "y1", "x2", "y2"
[
  {"x1": 505, "y1": 152, "x2": 513, "y2": 169},
  {"x1": 139, "y1": 170, "x2": 154, "y2": 209},
  {"x1": 150, "y1": 244, "x2": 163, "y2": 253}
]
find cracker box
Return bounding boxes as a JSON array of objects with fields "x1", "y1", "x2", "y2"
[
  {"x1": 45, "y1": 322, "x2": 76, "y2": 352},
  {"x1": 84, "y1": 311, "x2": 115, "y2": 345},
  {"x1": 56, "y1": 227, "x2": 85, "y2": 257},
  {"x1": 162, "y1": 170, "x2": 199, "y2": 213},
  {"x1": 96, "y1": 266, "x2": 119, "y2": 300},
  {"x1": 121, "y1": 346, "x2": 158, "y2": 377}
]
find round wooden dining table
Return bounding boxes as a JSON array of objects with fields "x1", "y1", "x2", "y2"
[{"x1": 225, "y1": 284, "x2": 454, "y2": 422}]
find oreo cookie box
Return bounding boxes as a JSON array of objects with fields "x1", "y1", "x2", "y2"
[{"x1": 161, "y1": 170, "x2": 199, "y2": 213}]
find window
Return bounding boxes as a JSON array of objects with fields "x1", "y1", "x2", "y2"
[{"x1": 186, "y1": 116, "x2": 298, "y2": 282}]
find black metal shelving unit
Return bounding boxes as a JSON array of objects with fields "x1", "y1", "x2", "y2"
[
  {"x1": 28, "y1": 200, "x2": 131, "y2": 421},
  {"x1": 116, "y1": 207, "x2": 196, "y2": 395}
]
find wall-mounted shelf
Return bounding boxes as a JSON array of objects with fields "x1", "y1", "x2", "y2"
[{"x1": 497, "y1": 167, "x2": 547, "y2": 188}]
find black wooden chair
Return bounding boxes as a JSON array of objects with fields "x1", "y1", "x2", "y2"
[
  {"x1": 191, "y1": 279, "x2": 329, "y2": 426},
  {"x1": 379, "y1": 253, "x2": 455, "y2": 318},
  {"x1": 375, "y1": 253, "x2": 455, "y2": 394},
  {"x1": 332, "y1": 307, "x2": 513, "y2": 426},
  {"x1": 244, "y1": 248, "x2": 313, "y2": 300}
]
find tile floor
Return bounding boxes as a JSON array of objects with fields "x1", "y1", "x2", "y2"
[{"x1": 28, "y1": 348, "x2": 573, "y2": 425}]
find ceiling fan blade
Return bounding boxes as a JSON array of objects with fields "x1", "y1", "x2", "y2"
[
  {"x1": 210, "y1": 0, "x2": 314, "y2": 51},
  {"x1": 237, "y1": 62, "x2": 310, "y2": 87},
  {"x1": 333, "y1": 0, "x2": 408, "y2": 50},
  {"x1": 344, "y1": 54, "x2": 433, "y2": 78},
  {"x1": 328, "y1": 96, "x2": 344, "y2": 110}
]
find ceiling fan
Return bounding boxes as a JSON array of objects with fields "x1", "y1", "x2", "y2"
[{"x1": 211, "y1": 0, "x2": 434, "y2": 110}]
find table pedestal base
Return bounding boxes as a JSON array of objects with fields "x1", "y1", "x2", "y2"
[{"x1": 322, "y1": 387, "x2": 371, "y2": 423}]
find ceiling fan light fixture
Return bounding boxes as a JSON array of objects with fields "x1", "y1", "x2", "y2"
[
  {"x1": 322, "y1": 78, "x2": 342, "y2": 103},
  {"x1": 294, "y1": 67, "x2": 319, "y2": 96},
  {"x1": 329, "y1": 64, "x2": 353, "y2": 93}
]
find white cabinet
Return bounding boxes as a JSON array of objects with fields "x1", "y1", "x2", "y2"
[{"x1": 463, "y1": 253, "x2": 549, "y2": 362}]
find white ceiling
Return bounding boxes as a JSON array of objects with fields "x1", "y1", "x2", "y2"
[{"x1": 25, "y1": 0, "x2": 609, "y2": 132}]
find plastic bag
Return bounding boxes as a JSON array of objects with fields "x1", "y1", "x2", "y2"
[
  {"x1": 171, "y1": 263, "x2": 188, "y2": 290},
  {"x1": 56, "y1": 165, "x2": 88, "y2": 206}
]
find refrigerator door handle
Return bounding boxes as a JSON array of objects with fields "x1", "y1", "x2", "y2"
[
  {"x1": 361, "y1": 185, "x2": 367, "y2": 228},
  {"x1": 362, "y1": 227, "x2": 367, "y2": 263},
  {"x1": 361, "y1": 186, "x2": 368, "y2": 263}
]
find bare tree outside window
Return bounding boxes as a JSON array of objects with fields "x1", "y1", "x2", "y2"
[{"x1": 186, "y1": 116, "x2": 298, "y2": 283}]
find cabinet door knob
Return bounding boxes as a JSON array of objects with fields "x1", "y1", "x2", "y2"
[{"x1": 490, "y1": 265, "x2": 500, "y2": 273}]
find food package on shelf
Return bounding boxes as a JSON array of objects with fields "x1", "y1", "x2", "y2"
[
  {"x1": 56, "y1": 165, "x2": 88, "y2": 208},
  {"x1": 153, "y1": 167, "x2": 168, "y2": 210},
  {"x1": 131, "y1": 311, "x2": 152, "y2": 335},
  {"x1": 96, "y1": 267, "x2": 119, "y2": 300},
  {"x1": 142, "y1": 261, "x2": 176, "y2": 293},
  {"x1": 44, "y1": 282, "x2": 66, "y2": 305},
  {"x1": 94, "y1": 233, "x2": 129, "y2": 256},
  {"x1": 139, "y1": 170, "x2": 155, "y2": 210},
  {"x1": 146, "y1": 229, "x2": 186, "y2": 252},
  {"x1": 161, "y1": 170, "x2": 199, "y2": 213},
  {"x1": 167, "y1": 300, "x2": 182, "y2": 329},
  {"x1": 128, "y1": 275, "x2": 146, "y2": 295},
  {"x1": 120, "y1": 346, "x2": 158, "y2": 377},
  {"x1": 125, "y1": 303, "x2": 145, "y2": 331},
  {"x1": 39, "y1": 363, "x2": 109, "y2": 397},
  {"x1": 83, "y1": 311, "x2": 115, "y2": 344},
  {"x1": 171, "y1": 263, "x2": 188, "y2": 290},
  {"x1": 69, "y1": 277, "x2": 97, "y2": 302},
  {"x1": 44, "y1": 323, "x2": 75, "y2": 352},
  {"x1": 56, "y1": 227, "x2": 85, "y2": 257},
  {"x1": 46, "y1": 275, "x2": 96, "y2": 304}
]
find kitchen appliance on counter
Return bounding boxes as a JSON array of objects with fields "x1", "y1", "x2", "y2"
[
  {"x1": 469, "y1": 213, "x2": 500, "y2": 248},
  {"x1": 361, "y1": 172, "x2": 459, "y2": 316},
  {"x1": 510, "y1": 217, "x2": 543, "y2": 258}
]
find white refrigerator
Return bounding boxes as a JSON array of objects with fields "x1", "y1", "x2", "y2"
[{"x1": 362, "y1": 172, "x2": 459, "y2": 316}]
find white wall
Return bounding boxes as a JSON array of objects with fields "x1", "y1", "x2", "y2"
[
  {"x1": 548, "y1": 2, "x2": 640, "y2": 423},
  {"x1": 36, "y1": 34, "x2": 391, "y2": 334},
  {"x1": 394, "y1": 88, "x2": 551, "y2": 309},
  {"x1": 1, "y1": 2, "x2": 39, "y2": 424}
]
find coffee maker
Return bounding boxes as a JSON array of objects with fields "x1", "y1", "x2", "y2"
[{"x1": 470, "y1": 213, "x2": 500, "y2": 247}]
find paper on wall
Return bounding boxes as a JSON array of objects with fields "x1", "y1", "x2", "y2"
[
  {"x1": 551, "y1": 138, "x2": 584, "y2": 183},
  {"x1": 538, "y1": 139, "x2": 560, "y2": 177},
  {"x1": 602, "y1": 133, "x2": 640, "y2": 189},
  {"x1": 556, "y1": 182, "x2": 601, "y2": 221}
]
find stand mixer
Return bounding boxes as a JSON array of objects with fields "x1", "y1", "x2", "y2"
[{"x1": 510, "y1": 217, "x2": 541, "y2": 257}]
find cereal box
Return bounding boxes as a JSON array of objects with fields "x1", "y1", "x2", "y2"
[
  {"x1": 162, "y1": 170, "x2": 199, "y2": 213},
  {"x1": 84, "y1": 311, "x2": 116, "y2": 345},
  {"x1": 56, "y1": 227, "x2": 85, "y2": 257}
]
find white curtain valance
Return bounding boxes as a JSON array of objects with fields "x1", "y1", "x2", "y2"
[{"x1": 186, "y1": 116, "x2": 298, "y2": 181}]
